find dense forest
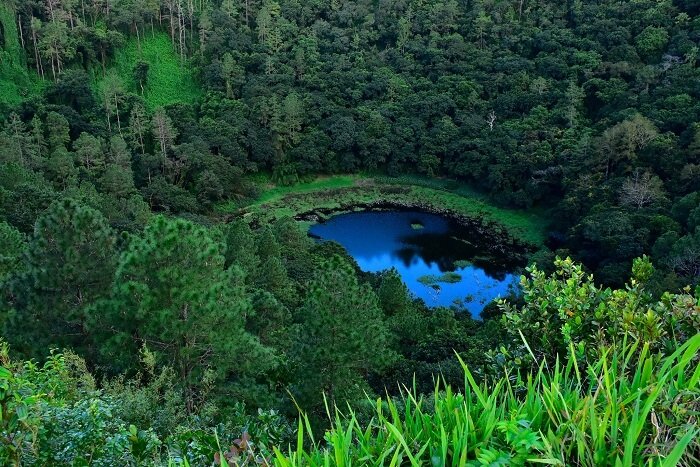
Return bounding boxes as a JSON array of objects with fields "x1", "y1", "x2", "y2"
[{"x1": 0, "y1": 0, "x2": 699, "y2": 465}]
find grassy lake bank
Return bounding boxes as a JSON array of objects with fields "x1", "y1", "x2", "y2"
[{"x1": 219, "y1": 175, "x2": 548, "y2": 247}]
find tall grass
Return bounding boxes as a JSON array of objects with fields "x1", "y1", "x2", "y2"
[{"x1": 272, "y1": 334, "x2": 700, "y2": 466}]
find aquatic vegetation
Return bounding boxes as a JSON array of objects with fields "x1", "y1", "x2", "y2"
[{"x1": 417, "y1": 271, "x2": 463, "y2": 285}]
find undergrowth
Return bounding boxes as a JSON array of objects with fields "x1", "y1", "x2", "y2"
[
  {"x1": 93, "y1": 31, "x2": 201, "y2": 109},
  {"x1": 269, "y1": 336, "x2": 700, "y2": 466},
  {"x1": 0, "y1": 4, "x2": 41, "y2": 112}
]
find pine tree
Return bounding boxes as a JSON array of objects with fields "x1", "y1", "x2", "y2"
[
  {"x1": 256, "y1": 225, "x2": 282, "y2": 259},
  {"x1": 28, "y1": 115, "x2": 47, "y2": 170},
  {"x1": 99, "y1": 136, "x2": 137, "y2": 198},
  {"x1": 224, "y1": 219, "x2": 259, "y2": 276},
  {"x1": 151, "y1": 107, "x2": 178, "y2": 176},
  {"x1": 73, "y1": 132, "x2": 105, "y2": 180},
  {"x1": 5, "y1": 199, "x2": 117, "y2": 359},
  {"x1": 46, "y1": 112, "x2": 70, "y2": 153},
  {"x1": 295, "y1": 255, "x2": 393, "y2": 416},
  {"x1": 1, "y1": 114, "x2": 28, "y2": 166},
  {"x1": 97, "y1": 216, "x2": 274, "y2": 411},
  {"x1": 0, "y1": 222, "x2": 26, "y2": 283},
  {"x1": 377, "y1": 268, "x2": 412, "y2": 316},
  {"x1": 128, "y1": 103, "x2": 150, "y2": 154}
]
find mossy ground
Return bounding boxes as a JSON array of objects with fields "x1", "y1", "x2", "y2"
[
  {"x1": 221, "y1": 175, "x2": 548, "y2": 246},
  {"x1": 93, "y1": 32, "x2": 201, "y2": 110}
]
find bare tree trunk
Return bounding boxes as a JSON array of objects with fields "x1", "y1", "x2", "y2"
[
  {"x1": 178, "y1": 1, "x2": 186, "y2": 62},
  {"x1": 114, "y1": 93, "x2": 123, "y2": 137},
  {"x1": 105, "y1": 94, "x2": 112, "y2": 133},
  {"x1": 50, "y1": 55, "x2": 57, "y2": 81},
  {"x1": 56, "y1": 47, "x2": 63, "y2": 76},
  {"x1": 17, "y1": 15, "x2": 25, "y2": 49},
  {"x1": 189, "y1": 0, "x2": 194, "y2": 51},
  {"x1": 47, "y1": 0, "x2": 55, "y2": 21},
  {"x1": 31, "y1": 24, "x2": 42, "y2": 76},
  {"x1": 135, "y1": 22, "x2": 142, "y2": 53},
  {"x1": 168, "y1": 2, "x2": 176, "y2": 45}
]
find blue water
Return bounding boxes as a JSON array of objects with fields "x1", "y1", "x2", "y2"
[{"x1": 309, "y1": 210, "x2": 520, "y2": 316}]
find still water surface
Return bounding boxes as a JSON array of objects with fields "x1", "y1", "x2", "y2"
[{"x1": 309, "y1": 210, "x2": 520, "y2": 316}]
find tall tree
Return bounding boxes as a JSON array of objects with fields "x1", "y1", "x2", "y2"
[
  {"x1": 0, "y1": 222, "x2": 26, "y2": 284},
  {"x1": 73, "y1": 132, "x2": 105, "y2": 179},
  {"x1": 96, "y1": 216, "x2": 274, "y2": 411},
  {"x1": 224, "y1": 219, "x2": 259, "y2": 276},
  {"x1": 151, "y1": 107, "x2": 178, "y2": 175},
  {"x1": 295, "y1": 255, "x2": 393, "y2": 416},
  {"x1": 128, "y1": 103, "x2": 150, "y2": 155},
  {"x1": 4, "y1": 199, "x2": 117, "y2": 359}
]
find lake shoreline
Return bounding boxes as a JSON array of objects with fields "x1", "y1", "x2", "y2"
[
  {"x1": 295, "y1": 199, "x2": 534, "y2": 259},
  {"x1": 308, "y1": 209, "x2": 524, "y2": 313},
  {"x1": 231, "y1": 176, "x2": 548, "y2": 248}
]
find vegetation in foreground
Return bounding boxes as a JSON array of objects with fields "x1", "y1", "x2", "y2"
[
  {"x1": 2, "y1": 256, "x2": 698, "y2": 466},
  {"x1": 274, "y1": 336, "x2": 699, "y2": 466}
]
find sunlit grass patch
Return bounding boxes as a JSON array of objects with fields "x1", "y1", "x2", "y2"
[
  {"x1": 93, "y1": 32, "x2": 201, "y2": 110},
  {"x1": 229, "y1": 174, "x2": 548, "y2": 246}
]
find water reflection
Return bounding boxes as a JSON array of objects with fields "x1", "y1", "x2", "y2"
[{"x1": 308, "y1": 210, "x2": 521, "y2": 316}]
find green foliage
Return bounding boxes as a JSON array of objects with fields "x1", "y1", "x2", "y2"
[
  {"x1": 500, "y1": 256, "x2": 700, "y2": 363},
  {"x1": 1, "y1": 0, "x2": 700, "y2": 463},
  {"x1": 223, "y1": 218, "x2": 259, "y2": 275},
  {"x1": 94, "y1": 32, "x2": 201, "y2": 110},
  {"x1": 0, "y1": 221, "x2": 25, "y2": 282},
  {"x1": 275, "y1": 334, "x2": 700, "y2": 466},
  {"x1": 274, "y1": 258, "x2": 700, "y2": 466},
  {"x1": 4, "y1": 199, "x2": 117, "y2": 358},
  {"x1": 0, "y1": 4, "x2": 41, "y2": 112},
  {"x1": 294, "y1": 255, "x2": 394, "y2": 419},
  {"x1": 636, "y1": 26, "x2": 670, "y2": 59},
  {"x1": 95, "y1": 216, "x2": 276, "y2": 408}
]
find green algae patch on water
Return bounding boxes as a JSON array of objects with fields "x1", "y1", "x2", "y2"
[{"x1": 417, "y1": 272, "x2": 463, "y2": 286}]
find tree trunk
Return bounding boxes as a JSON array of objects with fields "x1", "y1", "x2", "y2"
[
  {"x1": 17, "y1": 15, "x2": 25, "y2": 50},
  {"x1": 50, "y1": 55, "x2": 57, "y2": 82},
  {"x1": 169, "y1": 3, "x2": 176, "y2": 46},
  {"x1": 31, "y1": 23, "x2": 41, "y2": 77},
  {"x1": 105, "y1": 93, "x2": 112, "y2": 133},
  {"x1": 114, "y1": 94, "x2": 123, "y2": 137},
  {"x1": 178, "y1": 1, "x2": 186, "y2": 62},
  {"x1": 135, "y1": 22, "x2": 142, "y2": 54}
]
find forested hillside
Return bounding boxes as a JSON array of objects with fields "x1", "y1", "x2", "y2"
[{"x1": 0, "y1": 0, "x2": 699, "y2": 465}]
